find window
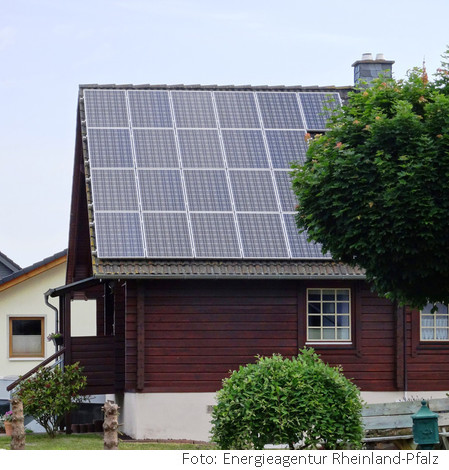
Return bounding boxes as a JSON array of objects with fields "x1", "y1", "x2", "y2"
[
  {"x1": 307, "y1": 289, "x2": 351, "y2": 342},
  {"x1": 421, "y1": 303, "x2": 449, "y2": 341},
  {"x1": 9, "y1": 317, "x2": 45, "y2": 358}
]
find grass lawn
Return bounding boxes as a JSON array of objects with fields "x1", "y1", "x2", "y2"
[{"x1": 0, "y1": 433, "x2": 216, "y2": 450}]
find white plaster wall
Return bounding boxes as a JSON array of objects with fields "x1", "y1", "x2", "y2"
[
  {"x1": 120, "y1": 392, "x2": 217, "y2": 442},
  {"x1": 118, "y1": 390, "x2": 449, "y2": 442},
  {"x1": 71, "y1": 299, "x2": 96, "y2": 336},
  {"x1": 0, "y1": 262, "x2": 96, "y2": 380},
  {"x1": 0, "y1": 264, "x2": 64, "y2": 378}
]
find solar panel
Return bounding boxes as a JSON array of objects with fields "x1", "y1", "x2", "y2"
[
  {"x1": 178, "y1": 129, "x2": 224, "y2": 168},
  {"x1": 133, "y1": 129, "x2": 178, "y2": 168},
  {"x1": 257, "y1": 92, "x2": 304, "y2": 129},
  {"x1": 171, "y1": 91, "x2": 217, "y2": 128},
  {"x1": 238, "y1": 213, "x2": 289, "y2": 258},
  {"x1": 90, "y1": 169, "x2": 139, "y2": 211},
  {"x1": 266, "y1": 130, "x2": 308, "y2": 168},
  {"x1": 128, "y1": 90, "x2": 173, "y2": 128},
  {"x1": 283, "y1": 214, "x2": 329, "y2": 258},
  {"x1": 184, "y1": 170, "x2": 232, "y2": 212},
  {"x1": 274, "y1": 171, "x2": 297, "y2": 212},
  {"x1": 95, "y1": 212, "x2": 145, "y2": 258},
  {"x1": 88, "y1": 129, "x2": 134, "y2": 168},
  {"x1": 84, "y1": 90, "x2": 128, "y2": 128},
  {"x1": 138, "y1": 169, "x2": 185, "y2": 211},
  {"x1": 222, "y1": 130, "x2": 269, "y2": 168},
  {"x1": 82, "y1": 88, "x2": 340, "y2": 259},
  {"x1": 229, "y1": 170, "x2": 278, "y2": 212},
  {"x1": 215, "y1": 92, "x2": 260, "y2": 129},
  {"x1": 298, "y1": 92, "x2": 340, "y2": 130},
  {"x1": 142, "y1": 212, "x2": 193, "y2": 257},
  {"x1": 190, "y1": 213, "x2": 241, "y2": 258}
]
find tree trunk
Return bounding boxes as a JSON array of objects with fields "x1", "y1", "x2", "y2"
[
  {"x1": 10, "y1": 398, "x2": 25, "y2": 450},
  {"x1": 102, "y1": 401, "x2": 119, "y2": 450}
]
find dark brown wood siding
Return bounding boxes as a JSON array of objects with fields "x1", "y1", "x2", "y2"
[
  {"x1": 72, "y1": 336, "x2": 116, "y2": 395},
  {"x1": 67, "y1": 277, "x2": 449, "y2": 395},
  {"x1": 123, "y1": 278, "x2": 429, "y2": 394},
  {"x1": 314, "y1": 283, "x2": 397, "y2": 392},
  {"x1": 125, "y1": 279, "x2": 298, "y2": 392},
  {"x1": 407, "y1": 308, "x2": 449, "y2": 391},
  {"x1": 70, "y1": 282, "x2": 126, "y2": 395}
]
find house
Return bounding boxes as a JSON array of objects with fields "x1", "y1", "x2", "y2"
[
  {"x1": 44, "y1": 55, "x2": 449, "y2": 442},
  {"x1": 0, "y1": 252, "x2": 21, "y2": 280},
  {"x1": 0, "y1": 250, "x2": 99, "y2": 423}
]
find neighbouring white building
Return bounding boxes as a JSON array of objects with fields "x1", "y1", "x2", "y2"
[{"x1": 0, "y1": 249, "x2": 98, "y2": 425}]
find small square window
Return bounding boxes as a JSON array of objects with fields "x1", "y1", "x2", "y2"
[
  {"x1": 306, "y1": 289, "x2": 351, "y2": 342},
  {"x1": 420, "y1": 303, "x2": 449, "y2": 342},
  {"x1": 9, "y1": 317, "x2": 45, "y2": 358}
]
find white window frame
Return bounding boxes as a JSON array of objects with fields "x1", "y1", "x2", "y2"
[
  {"x1": 306, "y1": 288, "x2": 352, "y2": 343},
  {"x1": 420, "y1": 303, "x2": 449, "y2": 342}
]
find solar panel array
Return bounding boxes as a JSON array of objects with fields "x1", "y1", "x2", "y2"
[{"x1": 82, "y1": 88, "x2": 340, "y2": 259}]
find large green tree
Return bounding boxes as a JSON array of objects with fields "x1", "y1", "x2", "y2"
[{"x1": 291, "y1": 51, "x2": 449, "y2": 308}]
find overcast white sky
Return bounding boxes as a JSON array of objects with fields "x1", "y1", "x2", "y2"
[{"x1": 1, "y1": 0, "x2": 448, "y2": 268}]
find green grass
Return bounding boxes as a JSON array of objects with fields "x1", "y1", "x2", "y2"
[{"x1": 0, "y1": 433, "x2": 216, "y2": 450}]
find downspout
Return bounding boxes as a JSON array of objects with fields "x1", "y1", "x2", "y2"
[
  {"x1": 44, "y1": 288, "x2": 59, "y2": 334},
  {"x1": 403, "y1": 305, "x2": 408, "y2": 399}
]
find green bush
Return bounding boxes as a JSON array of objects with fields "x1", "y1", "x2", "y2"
[
  {"x1": 210, "y1": 348, "x2": 363, "y2": 450},
  {"x1": 15, "y1": 363, "x2": 89, "y2": 438}
]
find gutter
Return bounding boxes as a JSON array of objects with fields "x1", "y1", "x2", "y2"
[{"x1": 47, "y1": 276, "x2": 102, "y2": 298}]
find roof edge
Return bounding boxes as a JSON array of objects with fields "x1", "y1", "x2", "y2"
[
  {"x1": 0, "y1": 251, "x2": 21, "y2": 272},
  {"x1": 0, "y1": 249, "x2": 68, "y2": 291},
  {"x1": 79, "y1": 83, "x2": 353, "y2": 92},
  {"x1": 91, "y1": 259, "x2": 366, "y2": 280}
]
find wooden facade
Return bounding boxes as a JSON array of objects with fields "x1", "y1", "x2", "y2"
[{"x1": 58, "y1": 276, "x2": 449, "y2": 397}]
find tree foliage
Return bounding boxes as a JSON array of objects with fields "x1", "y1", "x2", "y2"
[
  {"x1": 15, "y1": 363, "x2": 88, "y2": 438},
  {"x1": 291, "y1": 50, "x2": 449, "y2": 308},
  {"x1": 210, "y1": 348, "x2": 363, "y2": 450}
]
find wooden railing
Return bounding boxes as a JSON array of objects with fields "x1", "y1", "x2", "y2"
[
  {"x1": 6, "y1": 348, "x2": 66, "y2": 393},
  {"x1": 71, "y1": 337, "x2": 117, "y2": 394}
]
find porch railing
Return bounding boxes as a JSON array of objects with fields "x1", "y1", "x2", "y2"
[{"x1": 6, "y1": 348, "x2": 66, "y2": 393}]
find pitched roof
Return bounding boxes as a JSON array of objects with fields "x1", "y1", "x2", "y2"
[
  {"x1": 70, "y1": 84, "x2": 364, "y2": 280},
  {"x1": 0, "y1": 249, "x2": 67, "y2": 291}
]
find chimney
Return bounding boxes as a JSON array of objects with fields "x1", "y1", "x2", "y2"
[{"x1": 352, "y1": 53, "x2": 395, "y2": 86}]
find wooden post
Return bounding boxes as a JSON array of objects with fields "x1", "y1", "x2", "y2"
[
  {"x1": 63, "y1": 293, "x2": 73, "y2": 434},
  {"x1": 394, "y1": 301, "x2": 406, "y2": 390},
  {"x1": 102, "y1": 401, "x2": 119, "y2": 450},
  {"x1": 10, "y1": 397, "x2": 25, "y2": 450},
  {"x1": 136, "y1": 282, "x2": 145, "y2": 391}
]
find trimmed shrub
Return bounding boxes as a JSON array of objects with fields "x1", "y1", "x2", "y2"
[{"x1": 211, "y1": 348, "x2": 363, "y2": 449}]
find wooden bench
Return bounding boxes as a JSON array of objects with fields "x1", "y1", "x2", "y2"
[{"x1": 362, "y1": 398, "x2": 449, "y2": 449}]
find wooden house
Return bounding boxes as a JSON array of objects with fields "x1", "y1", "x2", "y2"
[{"x1": 45, "y1": 59, "x2": 449, "y2": 441}]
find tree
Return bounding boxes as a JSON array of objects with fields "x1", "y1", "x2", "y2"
[
  {"x1": 15, "y1": 363, "x2": 88, "y2": 438},
  {"x1": 210, "y1": 349, "x2": 364, "y2": 450},
  {"x1": 291, "y1": 50, "x2": 449, "y2": 308}
]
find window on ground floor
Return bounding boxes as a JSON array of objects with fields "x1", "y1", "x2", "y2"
[
  {"x1": 307, "y1": 288, "x2": 351, "y2": 342},
  {"x1": 9, "y1": 316, "x2": 45, "y2": 358},
  {"x1": 421, "y1": 303, "x2": 449, "y2": 341}
]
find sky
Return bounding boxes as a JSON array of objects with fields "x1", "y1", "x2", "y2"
[{"x1": 1, "y1": 0, "x2": 448, "y2": 268}]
